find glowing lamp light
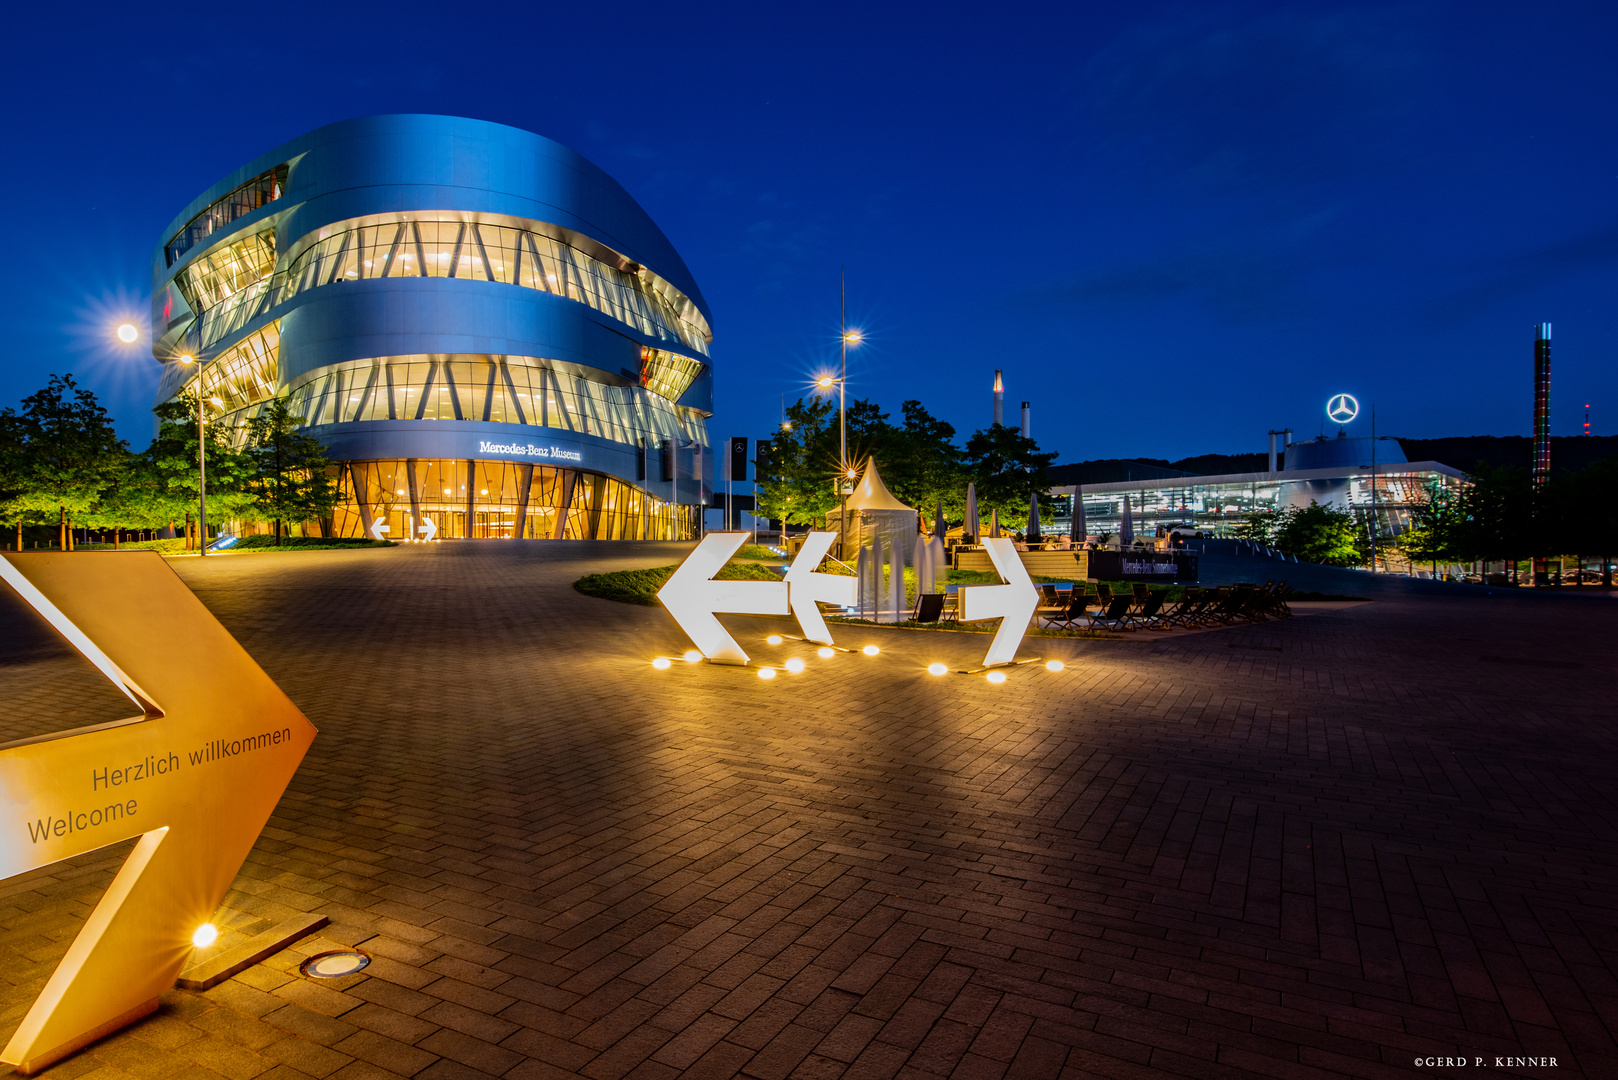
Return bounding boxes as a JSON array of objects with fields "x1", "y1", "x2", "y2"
[
  {"x1": 844, "y1": 330, "x2": 862, "y2": 345},
  {"x1": 766, "y1": 635, "x2": 783, "y2": 645},
  {"x1": 861, "y1": 645, "x2": 880, "y2": 656},
  {"x1": 986, "y1": 670, "x2": 1007, "y2": 684},
  {"x1": 784, "y1": 658, "x2": 805, "y2": 674},
  {"x1": 816, "y1": 376, "x2": 835, "y2": 389},
  {"x1": 651, "y1": 657, "x2": 672, "y2": 670},
  {"x1": 179, "y1": 354, "x2": 195, "y2": 365},
  {"x1": 758, "y1": 667, "x2": 777, "y2": 680},
  {"x1": 191, "y1": 923, "x2": 219, "y2": 948},
  {"x1": 682, "y1": 650, "x2": 702, "y2": 663},
  {"x1": 116, "y1": 323, "x2": 137, "y2": 343},
  {"x1": 817, "y1": 646, "x2": 835, "y2": 659},
  {"x1": 1045, "y1": 660, "x2": 1065, "y2": 672},
  {"x1": 927, "y1": 663, "x2": 948, "y2": 676}
]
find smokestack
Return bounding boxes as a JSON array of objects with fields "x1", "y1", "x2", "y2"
[
  {"x1": 1268, "y1": 431, "x2": 1278, "y2": 473},
  {"x1": 993, "y1": 370, "x2": 1004, "y2": 427},
  {"x1": 1020, "y1": 401, "x2": 1030, "y2": 438},
  {"x1": 1534, "y1": 323, "x2": 1552, "y2": 490}
]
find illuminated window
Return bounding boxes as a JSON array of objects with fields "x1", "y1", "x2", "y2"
[
  {"x1": 278, "y1": 215, "x2": 712, "y2": 364},
  {"x1": 166, "y1": 164, "x2": 288, "y2": 266}
]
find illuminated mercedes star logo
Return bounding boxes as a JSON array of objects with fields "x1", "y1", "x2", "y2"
[{"x1": 1326, "y1": 393, "x2": 1359, "y2": 424}]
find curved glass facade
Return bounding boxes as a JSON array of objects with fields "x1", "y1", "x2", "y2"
[
  {"x1": 282, "y1": 355, "x2": 707, "y2": 446},
  {"x1": 282, "y1": 215, "x2": 710, "y2": 355},
  {"x1": 337, "y1": 460, "x2": 697, "y2": 540},
  {"x1": 151, "y1": 115, "x2": 714, "y2": 541}
]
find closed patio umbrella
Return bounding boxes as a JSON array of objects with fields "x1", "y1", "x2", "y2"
[
  {"x1": 990, "y1": 508, "x2": 1001, "y2": 538},
  {"x1": 964, "y1": 483, "x2": 978, "y2": 542},
  {"x1": 1070, "y1": 485, "x2": 1085, "y2": 543},
  {"x1": 934, "y1": 502, "x2": 946, "y2": 540},
  {"x1": 1120, "y1": 493, "x2": 1134, "y2": 547},
  {"x1": 1026, "y1": 492, "x2": 1041, "y2": 541}
]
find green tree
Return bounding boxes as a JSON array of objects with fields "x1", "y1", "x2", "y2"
[
  {"x1": 1233, "y1": 509, "x2": 1282, "y2": 544},
  {"x1": 882, "y1": 401, "x2": 965, "y2": 520},
  {"x1": 0, "y1": 409, "x2": 32, "y2": 550},
  {"x1": 1451, "y1": 464, "x2": 1534, "y2": 564},
  {"x1": 1273, "y1": 501, "x2": 1361, "y2": 565},
  {"x1": 962, "y1": 423, "x2": 1057, "y2": 526},
  {"x1": 7, "y1": 375, "x2": 128, "y2": 550},
  {"x1": 1398, "y1": 480, "x2": 1467, "y2": 577},
  {"x1": 245, "y1": 398, "x2": 338, "y2": 543},
  {"x1": 754, "y1": 395, "x2": 842, "y2": 528},
  {"x1": 136, "y1": 394, "x2": 257, "y2": 547}
]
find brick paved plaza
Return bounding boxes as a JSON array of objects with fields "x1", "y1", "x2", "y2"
[{"x1": 0, "y1": 543, "x2": 1613, "y2": 1079}]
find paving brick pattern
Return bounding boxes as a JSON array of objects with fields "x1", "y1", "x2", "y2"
[{"x1": 0, "y1": 543, "x2": 1614, "y2": 1079}]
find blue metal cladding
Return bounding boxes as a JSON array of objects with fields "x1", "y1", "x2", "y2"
[{"x1": 149, "y1": 114, "x2": 714, "y2": 504}]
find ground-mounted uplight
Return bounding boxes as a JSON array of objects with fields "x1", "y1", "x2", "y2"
[
  {"x1": 927, "y1": 663, "x2": 948, "y2": 676},
  {"x1": 985, "y1": 670, "x2": 1007, "y2": 685},
  {"x1": 301, "y1": 951, "x2": 370, "y2": 979},
  {"x1": 1045, "y1": 660, "x2": 1065, "y2": 672},
  {"x1": 818, "y1": 647, "x2": 835, "y2": 659},
  {"x1": 862, "y1": 645, "x2": 880, "y2": 656},
  {"x1": 758, "y1": 667, "x2": 777, "y2": 680},
  {"x1": 651, "y1": 657, "x2": 672, "y2": 670},
  {"x1": 784, "y1": 658, "x2": 805, "y2": 674},
  {"x1": 191, "y1": 923, "x2": 219, "y2": 949},
  {"x1": 683, "y1": 650, "x2": 702, "y2": 663},
  {"x1": 766, "y1": 635, "x2": 783, "y2": 645}
]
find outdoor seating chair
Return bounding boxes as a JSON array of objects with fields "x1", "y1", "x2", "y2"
[
  {"x1": 912, "y1": 593, "x2": 946, "y2": 623},
  {"x1": 1124, "y1": 590, "x2": 1167, "y2": 629},
  {"x1": 1040, "y1": 589, "x2": 1090, "y2": 630},
  {"x1": 1150, "y1": 589, "x2": 1198, "y2": 630},
  {"x1": 1087, "y1": 594, "x2": 1134, "y2": 631}
]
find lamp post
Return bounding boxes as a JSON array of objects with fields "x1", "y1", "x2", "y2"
[{"x1": 817, "y1": 274, "x2": 862, "y2": 558}]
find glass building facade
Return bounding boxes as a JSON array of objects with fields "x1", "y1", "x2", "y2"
[
  {"x1": 150, "y1": 115, "x2": 713, "y2": 540},
  {"x1": 1048, "y1": 451, "x2": 1466, "y2": 541}
]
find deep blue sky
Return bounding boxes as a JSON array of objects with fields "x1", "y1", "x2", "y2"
[{"x1": 6, "y1": 0, "x2": 1615, "y2": 464}]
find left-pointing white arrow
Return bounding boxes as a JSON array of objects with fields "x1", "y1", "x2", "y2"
[
  {"x1": 657, "y1": 532, "x2": 788, "y2": 665},
  {"x1": 783, "y1": 532, "x2": 855, "y2": 645},
  {"x1": 958, "y1": 537, "x2": 1039, "y2": 667}
]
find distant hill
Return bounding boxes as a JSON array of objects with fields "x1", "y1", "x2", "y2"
[
  {"x1": 1395, "y1": 435, "x2": 1618, "y2": 475},
  {"x1": 1048, "y1": 436, "x2": 1618, "y2": 483}
]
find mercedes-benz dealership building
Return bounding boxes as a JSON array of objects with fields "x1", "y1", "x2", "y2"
[{"x1": 151, "y1": 114, "x2": 713, "y2": 540}]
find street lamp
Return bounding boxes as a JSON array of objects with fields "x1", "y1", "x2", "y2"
[{"x1": 116, "y1": 323, "x2": 138, "y2": 344}]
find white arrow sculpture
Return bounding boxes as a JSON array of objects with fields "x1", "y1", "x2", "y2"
[
  {"x1": 958, "y1": 537, "x2": 1039, "y2": 667},
  {"x1": 657, "y1": 532, "x2": 788, "y2": 664},
  {"x1": 782, "y1": 532, "x2": 855, "y2": 644}
]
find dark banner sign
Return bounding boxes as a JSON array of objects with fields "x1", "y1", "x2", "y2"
[{"x1": 1088, "y1": 550, "x2": 1198, "y2": 581}]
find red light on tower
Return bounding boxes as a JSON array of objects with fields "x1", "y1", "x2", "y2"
[{"x1": 1584, "y1": 404, "x2": 1591, "y2": 436}]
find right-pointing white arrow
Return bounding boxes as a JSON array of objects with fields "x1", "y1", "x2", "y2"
[
  {"x1": 958, "y1": 537, "x2": 1039, "y2": 667},
  {"x1": 657, "y1": 532, "x2": 789, "y2": 665},
  {"x1": 783, "y1": 532, "x2": 855, "y2": 645}
]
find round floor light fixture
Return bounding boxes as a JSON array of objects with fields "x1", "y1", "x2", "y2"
[{"x1": 301, "y1": 951, "x2": 370, "y2": 979}]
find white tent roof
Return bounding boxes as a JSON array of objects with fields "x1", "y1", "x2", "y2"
[{"x1": 846, "y1": 459, "x2": 914, "y2": 512}]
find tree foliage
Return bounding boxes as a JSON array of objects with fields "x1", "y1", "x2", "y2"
[
  {"x1": 4, "y1": 375, "x2": 129, "y2": 547},
  {"x1": 244, "y1": 399, "x2": 339, "y2": 541}
]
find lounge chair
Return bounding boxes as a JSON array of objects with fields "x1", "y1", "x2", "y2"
[
  {"x1": 1041, "y1": 589, "x2": 1091, "y2": 630},
  {"x1": 1087, "y1": 594, "x2": 1133, "y2": 631},
  {"x1": 912, "y1": 593, "x2": 946, "y2": 623}
]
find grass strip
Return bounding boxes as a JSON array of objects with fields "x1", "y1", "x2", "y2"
[{"x1": 574, "y1": 561, "x2": 781, "y2": 606}]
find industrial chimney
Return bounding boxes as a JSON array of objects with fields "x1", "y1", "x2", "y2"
[
  {"x1": 1020, "y1": 402, "x2": 1030, "y2": 438},
  {"x1": 1266, "y1": 428, "x2": 1293, "y2": 473},
  {"x1": 993, "y1": 370, "x2": 1004, "y2": 427},
  {"x1": 1533, "y1": 323, "x2": 1552, "y2": 490}
]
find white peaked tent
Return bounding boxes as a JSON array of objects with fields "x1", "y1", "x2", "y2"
[{"x1": 835, "y1": 459, "x2": 917, "y2": 554}]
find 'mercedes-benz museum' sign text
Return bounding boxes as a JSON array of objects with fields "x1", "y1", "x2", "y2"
[{"x1": 479, "y1": 440, "x2": 583, "y2": 462}]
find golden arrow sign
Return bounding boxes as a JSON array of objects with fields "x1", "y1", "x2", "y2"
[{"x1": 0, "y1": 552, "x2": 316, "y2": 1075}]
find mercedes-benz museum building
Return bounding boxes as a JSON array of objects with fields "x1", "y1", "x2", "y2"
[{"x1": 150, "y1": 114, "x2": 713, "y2": 540}]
